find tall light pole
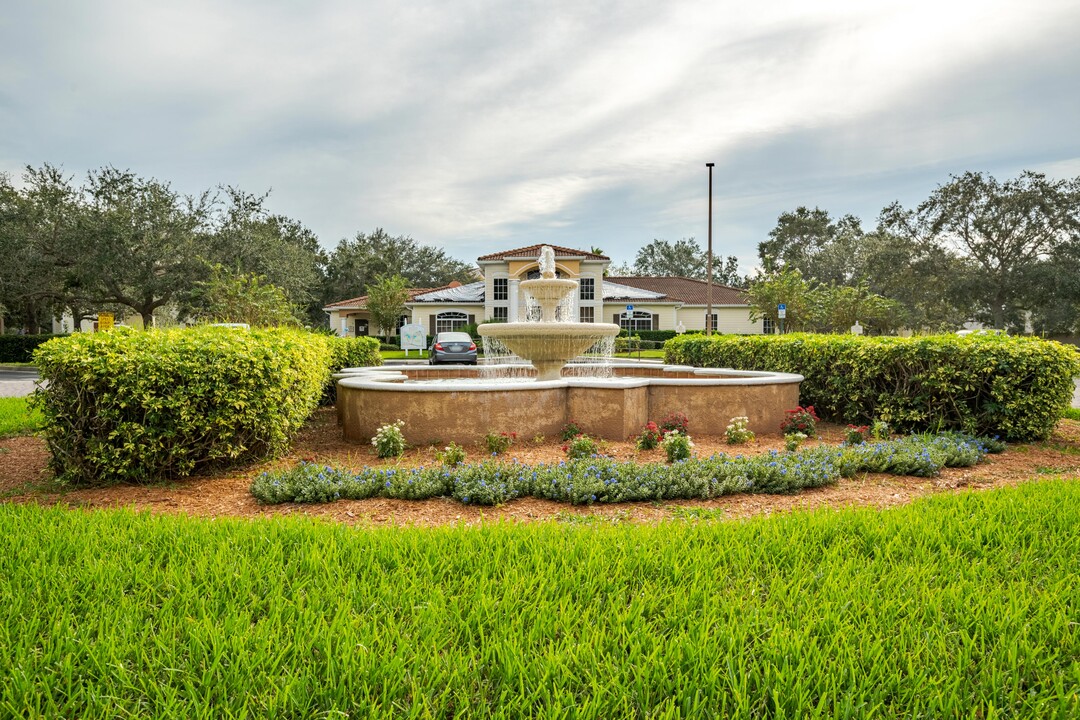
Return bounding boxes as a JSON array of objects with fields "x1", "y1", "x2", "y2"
[{"x1": 706, "y1": 162, "x2": 714, "y2": 336}]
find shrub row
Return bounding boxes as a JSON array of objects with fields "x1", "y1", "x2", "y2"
[
  {"x1": 0, "y1": 334, "x2": 64, "y2": 363},
  {"x1": 321, "y1": 335, "x2": 382, "y2": 404},
  {"x1": 665, "y1": 333, "x2": 1080, "y2": 440},
  {"x1": 251, "y1": 433, "x2": 993, "y2": 506},
  {"x1": 616, "y1": 329, "x2": 705, "y2": 341},
  {"x1": 33, "y1": 326, "x2": 333, "y2": 485}
]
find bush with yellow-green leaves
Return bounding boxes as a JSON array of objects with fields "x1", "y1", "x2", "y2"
[
  {"x1": 33, "y1": 326, "x2": 332, "y2": 485},
  {"x1": 665, "y1": 333, "x2": 1080, "y2": 441}
]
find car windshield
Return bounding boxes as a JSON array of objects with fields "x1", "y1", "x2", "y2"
[{"x1": 438, "y1": 332, "x2": 472, "y2": 343}]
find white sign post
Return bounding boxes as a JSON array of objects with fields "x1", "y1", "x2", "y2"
[
  {"x1": 777, "y1": 303, "x2": 786, "y2": 334},
  {"x1": 399, "y1": 323, "x2": 427, "y2": 357}
]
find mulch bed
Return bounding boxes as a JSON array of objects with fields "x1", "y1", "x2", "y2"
[{"x1": 2, "y1": 409, "x2": 1079, "y2": 527}]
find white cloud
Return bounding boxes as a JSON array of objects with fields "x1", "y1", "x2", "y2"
[{"x1": 2, "y1": 0, "x2": 1078, "y2": 266}]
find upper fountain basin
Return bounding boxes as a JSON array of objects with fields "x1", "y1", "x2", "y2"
[{"x1": 519, "y1": 277, "x2": 578, "y2": 306}]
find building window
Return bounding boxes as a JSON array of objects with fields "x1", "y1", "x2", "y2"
[
  {"x1": 620, "y1": 310, "x2": 654, "y2": 333},
  {"x1": 705, "y1": 313, "x2": 718, "y2": 332},
  {"x1": 579, "y1": 306, "x2": 594, "y2": 323},
  {"x1": 763, "y1": 316, "x2": 775, "y2": 335},
  {"x1": 492, "y1": 306, "x2": 508, "y2": 322},
  {"x1": 436, "y1": 311, "x2": 469, "y2": 333},
  {"x1": 579, "y1": 277, "x2": 594, "y2": 301},
  {"x1": 526, "y1": 269, "x2": 561, "y2": 279},
  {"x1": 493, "y1": 278, "x2": 508, "y2": 301}
]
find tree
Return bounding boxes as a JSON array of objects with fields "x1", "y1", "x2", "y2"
[
  {"x1": 758, "y1": 207, "x2": 864, "y2": 284},
  {"x1": 883, "y1": 171, "x2": 1080, "y2": 329},
  {"x1": 0, "y1": 166, "x2": 81, "y2": 333},
  {"x1": 633, "y1": 238, "x2": 704, "y2": 277},
  {"x1": 853, "y1": 226, "x2": 971, "y2": 331},
  {"x1": 745, "y1": 269, "x2": 816, "y2": 332},
  {"x1": 203, "y1": 187, "x2": 326, "y2": 324},
  {"x1": 365, "y1": 274, "x2": 411, "y2": 339},
  {"x1": 186, "y1": 265, "x2": 301, "y2": 327},
  {"x1": 322, "y1": 229, "x2": 474, "y2": 307},
  {"x1": 70, "y1": 167, "x2": 210, "y2": 327},
  {"x1": 632, "y1": 237, "x2": 746, "y2": 287},
  {"x1": 811, "y1": 282, "x2": 906, "y2": 334}
]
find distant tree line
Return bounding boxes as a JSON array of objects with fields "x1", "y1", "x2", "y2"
[
  {"x1": 624, "y1": 170, "x2": 1080, "y2": 335},
  {"x1": 747, "y1": 171, "x2": 1080, "y2": 335},
  {"x1": 0, "y1": 164, "x2": 474, "y2": 333},
  {"x1": 5, "y1": 164, "x2": 1077, "y2": 337}
]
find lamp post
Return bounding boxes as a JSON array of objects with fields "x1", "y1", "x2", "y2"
[{"x1": 706, "y1": 162, "x2": 714, "y2": 336}]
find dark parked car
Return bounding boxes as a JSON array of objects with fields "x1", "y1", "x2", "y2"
[{"x1": 429, "y1": 331, "x2": 478, "y2": 365}]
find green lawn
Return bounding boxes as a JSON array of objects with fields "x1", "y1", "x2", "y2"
[
  {"x1": 0, "y1": 396, "x2": 41, "y2": 437},
  {"x1": 614, "y1": 349, "x2": 666, "y2": 359},
  {"x1": 1, "y1": 480, "x2": 1077, "y2": 718}
]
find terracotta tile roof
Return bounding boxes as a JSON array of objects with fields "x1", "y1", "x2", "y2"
[
  {"x1": 476, "y1": 244, "x2": 609, "y2": 261},
  {"x1": 605, "y1": 276, "x2": 748, "y2": 306},
  {"x1": 322, "y1": 285, "x2": 441, "y2": 311}
]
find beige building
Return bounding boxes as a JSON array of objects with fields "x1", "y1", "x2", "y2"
[{"x1": 323, "y1": 244, "x2": 766, "y2": 337}]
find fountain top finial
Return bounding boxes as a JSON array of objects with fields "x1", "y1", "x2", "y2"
[{"x1": 538, "y1": 246, "x2": 556, "y2": 279}]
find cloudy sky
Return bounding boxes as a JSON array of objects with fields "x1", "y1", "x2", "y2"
[{"x1": 3, "y1": 0, "x2": 1079, "y2": 272}]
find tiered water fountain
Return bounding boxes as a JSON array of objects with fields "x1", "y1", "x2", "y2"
[
  {"x1": 336, "y1": 246, "x2": 803, "y2": 444},
  {"x1": 479, "y1": 246, "x2": 620, "y2": 381}
]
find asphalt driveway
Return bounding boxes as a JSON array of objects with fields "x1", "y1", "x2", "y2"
[{"x1": 0, "y1": 367, "x2": 41, "y2": 398}]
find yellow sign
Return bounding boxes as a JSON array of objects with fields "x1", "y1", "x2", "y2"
[{"x1": 98, "y1": 313, "x2": 114, "y2": 331}]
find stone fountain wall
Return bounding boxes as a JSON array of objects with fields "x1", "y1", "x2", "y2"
[{"x1": 337, "y1": 366, "x2": 801, "y2": 444}]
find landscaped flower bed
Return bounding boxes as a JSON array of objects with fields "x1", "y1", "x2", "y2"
[{"x1": 252, "y1": 432, "x2": 1000, "y2": 506}]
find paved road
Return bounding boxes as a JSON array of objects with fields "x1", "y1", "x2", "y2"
[{"x1": 0, "y1": 367, "x2": 41, "y2": 398}]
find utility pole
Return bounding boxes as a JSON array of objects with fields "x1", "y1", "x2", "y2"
[{"x1": 706, "y1": 162, "x2": 714, "y2": 336}]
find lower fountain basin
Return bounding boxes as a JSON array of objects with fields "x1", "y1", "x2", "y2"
[{"x1": 337, "y1": 363, "x2": 803, "y2": 443}]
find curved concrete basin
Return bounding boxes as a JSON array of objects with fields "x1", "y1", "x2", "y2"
[{"x1": 336, "y1": 363, "x2": 803, "y2": 444}]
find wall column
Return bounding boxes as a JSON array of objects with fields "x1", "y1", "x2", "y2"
[{"x1": 509, "y1": 280, "x2": 520, "y2": 321}]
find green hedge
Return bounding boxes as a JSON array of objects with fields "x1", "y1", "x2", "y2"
[
  {"x1": 665, "y1": 333, "x2": 1080, "y2": 440},
  {"x1": 329, "y1": 335, "x2": 381, "y2": 370},
  {"x1": 617, "y1": 329, "x2": 705, "y2": 342},
  {"x1": 0, "y1": 334, "x2": 64, "y2": 363},
  {"x1": 33, "y1": 326, "x2": 332, "y2": 485},
  {"x1": 322, "y1": 336, "x2": 382, "y2": 404}
]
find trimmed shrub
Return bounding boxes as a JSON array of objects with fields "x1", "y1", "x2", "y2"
[
  {"x1": 616, "y1": 329, "x2": 705, "y2": 342},
  {"x1": 0, "y1": 334, "x2": 64, "y2": 363},
  {"x1": 323, "y1": 336, "x2": 382, "y2": 404},
  {"x1": 329, "y1": 335, "x2": 381, "y2": 370},
  {"x1": 33, "y1": 326, "x2": 332, "y2": 485},
  {"x1": 665, "y1": 333, "x2": 1080, "y2": 440}
]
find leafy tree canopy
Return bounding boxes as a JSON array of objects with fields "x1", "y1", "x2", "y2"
[
  {"x1": 186, "y1": 265, "x2": 301, "y2": 327},
  {"x1": 365, "y1": 274, "x2": 411, "y2": 339},
  {"x1": 882, "y1": 170, "x2": 1080, "y2": 329},
  {"x1": 322, "y1": 229, "x2": 474, "y2": 306},
  {"x1": 631, "y1": 237, "x2": 746, "y2": 287}
]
